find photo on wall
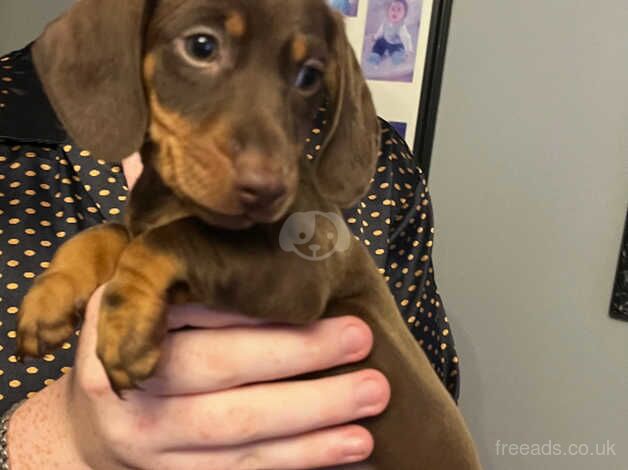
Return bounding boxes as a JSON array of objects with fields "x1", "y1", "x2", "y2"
[
  {"x1": 335, "y1": 0, "x2": 452, "y2": 177},
  {"x1": 390, "y1": 121, "x2": 408, "y2": 139},
  {"x1": 328, "y1": 0, "x2": 359, "y2": 17},
  {"x1": 361, "y1": 0, "x2": 423, "y2": 83}
]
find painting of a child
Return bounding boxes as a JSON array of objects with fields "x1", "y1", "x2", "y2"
[{"x1": 362, "y1": 0, "x2": 423, "y2": 83}]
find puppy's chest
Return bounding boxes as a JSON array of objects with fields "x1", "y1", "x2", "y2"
[
  {"x1": 172, "y1": 210, "x2": 349, "y2": 323},
  {"x1": 178, "y1": 220, "x2": 344, "y2": 324}
]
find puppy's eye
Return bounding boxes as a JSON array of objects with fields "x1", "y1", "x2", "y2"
[
  {"x1": 185, "y1": 34, "x2": 219, "y2": 61},
  {"x1": 295, "y1": 60, "x2": 324, "y2": 95}
]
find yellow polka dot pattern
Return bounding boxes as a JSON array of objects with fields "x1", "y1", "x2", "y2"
[
  {"x1": 0, "y1": 137, "x2": 125, "y2": 411},
  {"x1": 0, "y1": 48, "x2": 127, "y2": 412},
  {"x1": 0, "y1": 55, "x2": 14, "y2": 112},
  {"x1": 305, "y1": 111, "x2": 460, "y2": 399}
]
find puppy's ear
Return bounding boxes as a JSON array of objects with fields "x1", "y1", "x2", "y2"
[
  {"x1": 316, "y1": 11, "x2": 381, "y2": 208},
  {"x1": 32, "y1": 0, "x2": 154, "y2": 161}
]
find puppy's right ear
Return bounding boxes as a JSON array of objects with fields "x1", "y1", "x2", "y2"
[{"x1": 32, "y1": 0, "x2": 155, "y2": 161}]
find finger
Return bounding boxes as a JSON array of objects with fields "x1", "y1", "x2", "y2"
[
  {"x1": 157, "y1": 425, "x2": 373, "y2": 470},
  {"x1": 121, "y1": 152, "x2": 143, "y2": 191},
  {"x1": 72, "y1": 286, "x2": 126, "y2": 401},
  {"x1": 76, "y1": 295, "x2": 266, "y2": 399},
  {"x1": 141, "y1": 369, "x2": 390, "y2": 449},
  {"x1": 167, "y1": 304, "x2": 267, "y2": 330},
  {"x1": 142, "y1": 316, "x2": 374, "y2": 395},
  {"x1": 73, "y1": 286, "x2": 105, "y2": 371}
]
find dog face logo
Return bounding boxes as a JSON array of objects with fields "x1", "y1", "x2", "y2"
[{"x1": 279, "y1": 212, "x2": 352, "y2": 261}]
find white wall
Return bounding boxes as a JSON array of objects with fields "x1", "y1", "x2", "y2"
[
  {"x1": 0, "y1": 1, "x2": 74, "y2": 53},
  {"x1": 429, "y1": 1, "x2": 628, "y2": 469}
]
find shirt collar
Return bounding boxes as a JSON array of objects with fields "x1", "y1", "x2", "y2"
[{"x1": 0, "y1": 44, "x2": 69, "y2": 145}]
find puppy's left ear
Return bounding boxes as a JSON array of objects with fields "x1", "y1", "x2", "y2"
[{"x1": 316, "y1": 11, "x2": 381, "y2": 208}]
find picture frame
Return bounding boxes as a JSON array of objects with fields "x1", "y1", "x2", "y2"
[
  {"x1": 330, "y1": 0, "x2": 453, "y2": 178},
  {"x1": 412, "y1": 0, "x2": 452, "y2": 177}
]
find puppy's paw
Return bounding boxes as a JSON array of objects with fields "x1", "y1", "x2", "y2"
[
  {"x1": 96, "y1": 284, "x2": 167, "y2": 394},
  {"x1": 16, "y1": 272, "x2": 81, "y2": 359}
]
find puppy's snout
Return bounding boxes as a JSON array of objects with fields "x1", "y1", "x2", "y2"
[{"x1": 237, "y1": 173, "x2": 287, "y2": 209}]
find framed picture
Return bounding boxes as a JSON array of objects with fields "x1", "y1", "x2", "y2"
[
  {"x1": 329, "y1": 0, "x2": 360, "y2": 17},
  {"x1": 610, "y1": 211, "x2": 628, "y2": 322},
  {"x1": 329, "y1": 0, "x2": 453, "y2": 177}
]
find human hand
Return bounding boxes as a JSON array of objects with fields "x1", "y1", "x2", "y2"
[{"x1": 10, "y1": 288, "x2": 390, "y2": 469}]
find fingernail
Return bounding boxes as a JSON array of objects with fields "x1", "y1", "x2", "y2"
[
  {"x1": 341, "y1": 325, "x2": 366, "y2": 354},
  {"x1": 344, "y1": 437, "x2": 369, "y2": 460},
  {"x1": 355, "y1": 379, "x2": 384, "y2": 409}
]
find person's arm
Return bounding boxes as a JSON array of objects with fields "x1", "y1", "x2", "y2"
[
  {"x1": 342, "y1": 122, "x2": 460, "y2": 400},
  {"x1": 378, "y1": 127, "x2": 460, "y2": 399},
  {"x1": 373, "y1": 24, "x2": 384, "y2": 40},
  {"x1": 400, "y1": 25, "x2": 413, "y2": 53},
  {"x1": 6, "y1": 367, "x2": 81, "y2": 468}
]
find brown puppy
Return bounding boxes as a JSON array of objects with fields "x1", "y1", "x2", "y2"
[{"x1": 16, "y1": 1, "x2": 482, "y2": 468}]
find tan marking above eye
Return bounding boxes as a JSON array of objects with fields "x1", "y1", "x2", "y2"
[
  {"x1": 143, "y1": 53, "x2": 157, "y2": 82},
  {"x1": 292, "y1": 34, "x2": 308, "y2": 63},
  {"x1": 225, "y1": 11, "x2": 246, "y2": 38}
]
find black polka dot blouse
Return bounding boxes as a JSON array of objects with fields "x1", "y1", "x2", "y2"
[{"x1": 0, "y1": 45, "x2": 460, "y2": 414}]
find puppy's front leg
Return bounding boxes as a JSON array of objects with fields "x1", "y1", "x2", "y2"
[
  {"x1": 17, "y1": 223, "x2": 130, "y2": 358},
  {"x1": 96, "y1": 231, "x2": 185, "y2": 393}
]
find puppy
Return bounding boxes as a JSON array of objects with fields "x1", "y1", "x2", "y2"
[{"x1": 16, "y1": 1, "x2": 482, "y2": 468}]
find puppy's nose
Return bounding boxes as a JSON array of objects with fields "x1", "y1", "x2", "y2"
[{"x1": 237, "y1": 173, "x2": 287, "y2": 209}]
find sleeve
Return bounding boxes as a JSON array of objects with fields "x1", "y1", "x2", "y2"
[
  {"x1": 0, "y1": 140, "x2": 127, "y2": 414},
  {"x1": 374, "y1": 24, "x2": 384, "y2": 40},
  {"x1": 299, "y1": 111, "x2": 461, "y2": 401},
  {"x1": 400, "y1": 25, "x2": 414, "y2": 52},
  {"x1": 345, "y1": 121, "x2": 461, "y2": 400}
]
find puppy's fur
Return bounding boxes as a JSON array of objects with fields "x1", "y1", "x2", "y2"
[{"x1": 16, "y1": 1, "x2": 481, "y2": 468}]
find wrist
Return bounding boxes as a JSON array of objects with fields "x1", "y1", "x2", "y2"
[{"x1": 6, "y1": 374, "x2": 89, "y2": 469}]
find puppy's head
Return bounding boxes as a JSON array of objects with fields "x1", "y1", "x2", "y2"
[{"x1": 33, "y1": 0, "x2": 380, "y2": 227}]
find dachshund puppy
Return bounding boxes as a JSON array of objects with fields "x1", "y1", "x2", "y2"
[{"x1": 16, "y1": 0, "x2": 481, "y2": 468}]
